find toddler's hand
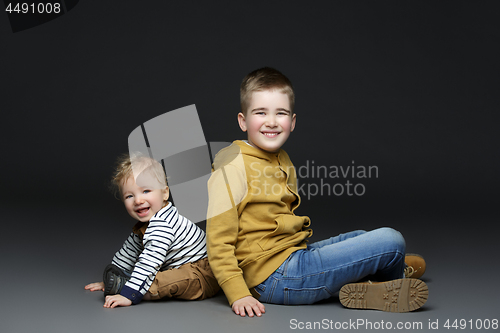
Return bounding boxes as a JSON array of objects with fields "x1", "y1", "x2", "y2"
[
  {"x1": 104, "y1": 294, "x2": 132, "y2": 308},
  {"x1": 232, "y1": 296, "x2": 266, "y2": 317},
  {"x1": 84, "y1": 281, "x2": 105, "y2": 291}
]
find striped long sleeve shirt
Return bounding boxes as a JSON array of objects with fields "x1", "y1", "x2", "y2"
[{"x1": 111, "y1": 202, "x2": 207, "y2": 304}]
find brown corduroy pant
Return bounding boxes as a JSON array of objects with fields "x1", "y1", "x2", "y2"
[{"x1": 148, "y1": 257, "x2": 220, "y2": 301}]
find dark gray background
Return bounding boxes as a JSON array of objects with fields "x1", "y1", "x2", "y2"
[{"x1": 1, "y1": 1, "x2": 499, "y2": 332}]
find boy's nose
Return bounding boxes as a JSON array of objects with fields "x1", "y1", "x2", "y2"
[
  {"x1": 265, "y1": 116, "x2": 278, "y2": 127},
  {"x1": 135, "y1": 196, "x2": 145, "y2": 204}
]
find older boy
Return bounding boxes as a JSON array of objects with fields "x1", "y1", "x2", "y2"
[
  {"x1": 85, "y1": 154, "x2": 219, "y2": 308},
  {"x1": 206, "y1": 67, "x2": 427, "y2": 317}
]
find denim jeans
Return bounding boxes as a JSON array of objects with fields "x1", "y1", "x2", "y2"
[{"x1": 253, "y1": 227, "x2": 406, "y2": 305}]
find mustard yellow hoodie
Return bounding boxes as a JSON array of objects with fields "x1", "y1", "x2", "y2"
[{"x1": 207, "y1": 140, "x2": 312, "y2": 305}]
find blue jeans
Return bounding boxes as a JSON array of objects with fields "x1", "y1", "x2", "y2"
[{"x1": 254, "y1": 227, "x2": 406, "y2": 305}]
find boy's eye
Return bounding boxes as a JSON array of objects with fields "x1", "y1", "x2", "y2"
[
  {"x1": 143, "y1": 190, "x2": 151, "y2": 194},
  {"x1": 125, "y1": 195, "x2": 132, "y2": 199}
]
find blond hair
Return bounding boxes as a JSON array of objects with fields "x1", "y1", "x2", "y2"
[
  {"x1": 110, "y1": 153, "x2": 167, "y2": 200},
  {"x1": 240, "y1": 67, "x2": 295, "y2": 115}
]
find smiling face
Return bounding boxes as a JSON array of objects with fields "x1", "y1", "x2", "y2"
[
  {"x1": 238, "y1": 89, "x2": 296, "y2": 153},
  {"x1": 121, "y1": 171, "x2": 169, "y2": 222}
]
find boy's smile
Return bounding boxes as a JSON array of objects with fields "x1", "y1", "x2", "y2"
[
  {"x1": 135, "y1": 206, "x2": 152, "y2": 218},
  {"x1": 238, "y1": 90, "x2": 296, "y2": 153},
  {"x1": 122, "y1": 173, "x2": 169, "y2": 222}
]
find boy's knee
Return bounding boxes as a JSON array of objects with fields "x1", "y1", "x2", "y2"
[{"x1": 376, "y1": 227, "x2": 406, "y2": 253}]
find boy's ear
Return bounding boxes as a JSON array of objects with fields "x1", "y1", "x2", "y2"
[
  {"x1": 238, "y1": 112, "x2": 248, "y2": 132},
  {"x1": 163, "y1": 186, "x2": 170, "y2": 201},
  {"x1": 291, "y1": 113, "x2": 296, "y2": 132}
]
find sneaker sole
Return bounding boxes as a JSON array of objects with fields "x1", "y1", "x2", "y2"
[{"x1": 339, "y1": 279, "x2": 428, "y2": 312}]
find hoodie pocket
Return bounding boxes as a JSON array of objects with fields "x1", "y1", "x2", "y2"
[{"x1": 257, "y1": 215, "x2": 309, "y2": 251}]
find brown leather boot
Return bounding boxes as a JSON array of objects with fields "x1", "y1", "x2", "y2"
[
  {"x1": 339, "y1": 278, "x2": 428, "y2": 312},
  {"x1": 405, "y1": 253, "x2": 426, "y2": 279}
]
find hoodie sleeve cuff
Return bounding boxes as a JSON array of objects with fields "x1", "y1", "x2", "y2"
[{"x1": 220, "y1": 275, "x2": 252, "y2": 306}]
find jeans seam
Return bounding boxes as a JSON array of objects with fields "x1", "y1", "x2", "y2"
[
  {"x1": 284, "y1": 285, "x2": 334, "y2": 294},
  {"x1": 327, "y1": 250, "x2": 404, "y2": 272},
  {"x1": 267, "y1": 277, "x2": 278, "y2": 303},
  {"x1": 283, "y1": 285, "x2": 335, "y2": 305},
  {"x1": 279, "y1": 271, "x2": 328, "y2": 280}
]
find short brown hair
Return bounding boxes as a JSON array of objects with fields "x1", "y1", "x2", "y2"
[
  {"x1": 110, "y1": 153, "x2": 167, "y2": 200},
  {"x1": 240, "y1": 67, "x2": 295, "y2": 115}
]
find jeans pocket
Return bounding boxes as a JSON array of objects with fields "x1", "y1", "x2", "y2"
[
  {"x1": 254, "y1": 283, "x2": 266, "y2": 301},
  {"x1": 284, "y1": 286, "x2": 333, "y2": 305}
]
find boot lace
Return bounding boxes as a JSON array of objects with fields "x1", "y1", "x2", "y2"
[{"x1": 404, "y1": 265, "x2": 421, "y2": 278}]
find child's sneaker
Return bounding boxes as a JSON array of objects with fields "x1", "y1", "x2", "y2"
[
  {"x1": 339, "y1": 278, "x2": 428, "y2": 312},
  {"x1": 404, "y1": 253, "x2": 426, "y2": 279},
  {"x1": 103, "y1": 264, "x2": 130, "y2": 296}
]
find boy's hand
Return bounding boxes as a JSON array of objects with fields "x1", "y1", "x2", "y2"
[
  {"x1": 232, "y1": 296, "x2": 266, "y2": 317},
  {"x1": 84, "y1": 281, "x2": 105, "y2": 291},
  {"x1": 104, "y1": 294, "x2": 132, "y2": 308}
]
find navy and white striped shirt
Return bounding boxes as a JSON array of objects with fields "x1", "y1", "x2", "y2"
[{"x1": 112, "y1": 202, "x2": 207, "y2": 304}]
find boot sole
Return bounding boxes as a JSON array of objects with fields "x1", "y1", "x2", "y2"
[{"x1": 339, "y1": 278, "x2": 428, "y2": 312}]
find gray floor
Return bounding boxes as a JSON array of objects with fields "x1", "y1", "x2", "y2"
[{"x1": 2, "y1": 203, "x2": 499, "y2": 333}]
